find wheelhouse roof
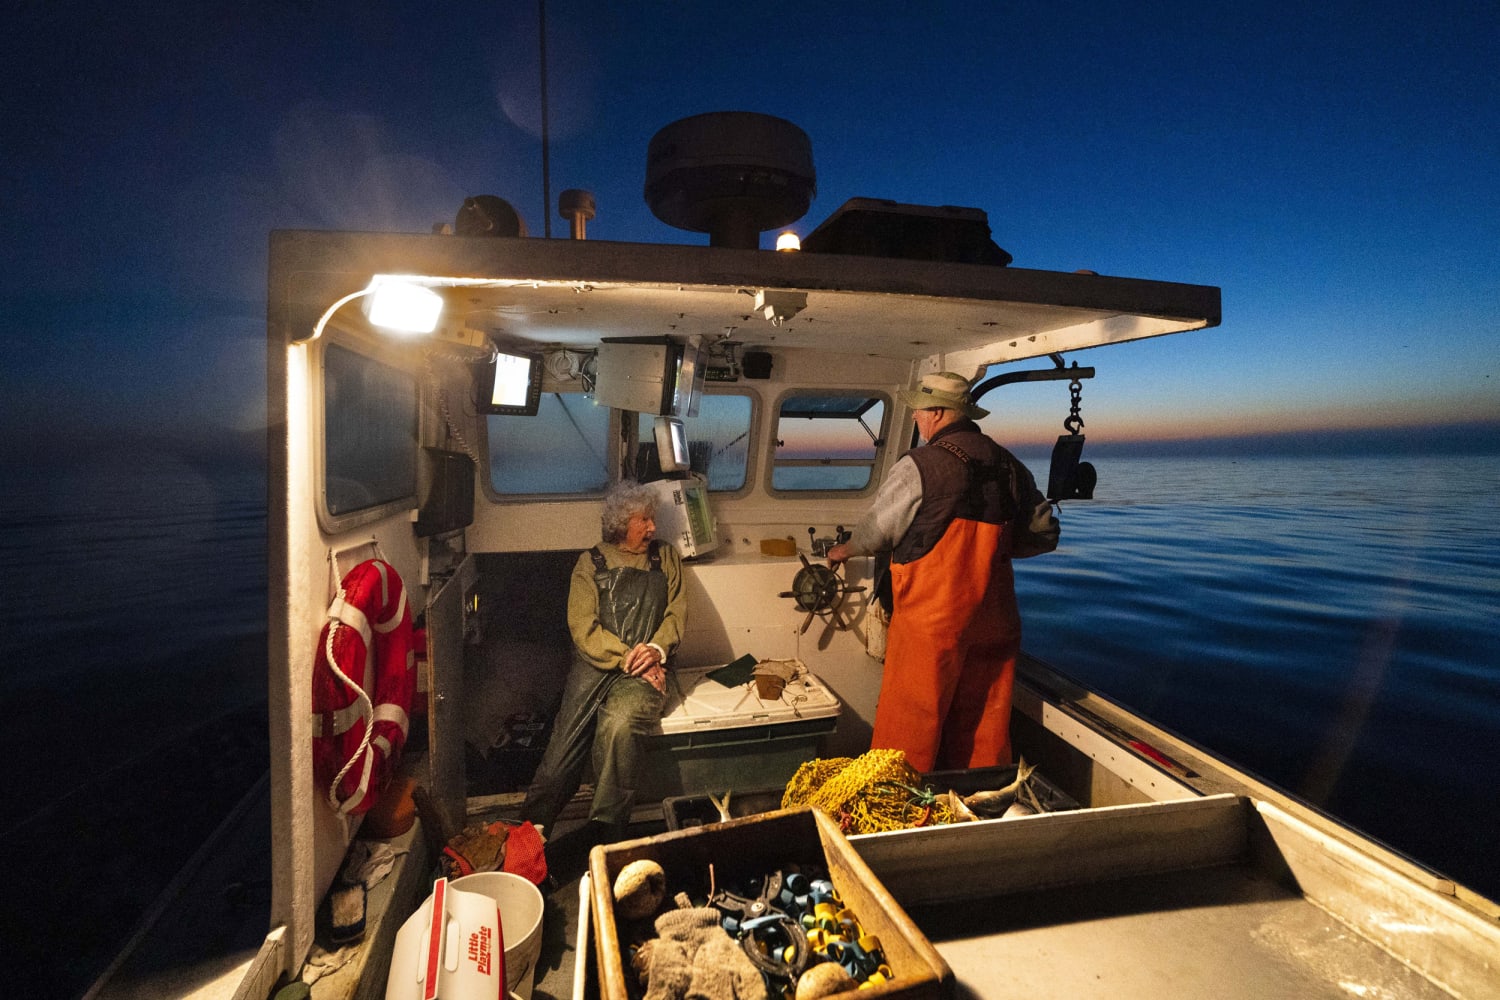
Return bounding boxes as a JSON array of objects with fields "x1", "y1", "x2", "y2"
[{"x1": 269, "y1": 230, "x2": 1220, "y2": 369}]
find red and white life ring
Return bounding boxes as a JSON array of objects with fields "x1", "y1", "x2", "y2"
[{"x1": 311, "y1": 558, "x2": 415, "y2": 816}]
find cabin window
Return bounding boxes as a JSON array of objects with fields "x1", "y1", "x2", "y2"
[
  {"x1": 323, "y1": 343, "x2": 418, "y2": 516},
  {"x1": 633, "y1": 392, "x2": 754, "y2": 492},
  {"x1": 772, "y1": 393, "x2": 888, "y2": 491},
  {"x1": 488, "y1": 392, "x2": 611, "y2": 495}
]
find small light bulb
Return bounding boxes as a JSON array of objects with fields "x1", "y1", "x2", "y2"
[{"x1": 775, "y1": 231, "x2": 801, "y2": 252}]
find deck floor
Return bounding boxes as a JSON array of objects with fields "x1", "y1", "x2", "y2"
[
  {"x1": 87, "y1": 777, "x2": 272, "y2": 1000},
  {"x1": 906, "y1": 863, "x2": 1454, "y2": 999}
]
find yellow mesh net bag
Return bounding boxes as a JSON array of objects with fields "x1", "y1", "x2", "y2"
[{"x1": 781, "y1": 748, "x2": 958, "y2": 834}]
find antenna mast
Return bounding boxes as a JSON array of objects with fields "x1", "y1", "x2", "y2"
[{"x1": 538, "y1": 0, "x2": 552, "y2": 238}]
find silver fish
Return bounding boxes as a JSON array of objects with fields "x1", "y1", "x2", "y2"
[
  {"x1": 961, "y1": 758, "x2": 1038, "y2": 818},
  {"x1": 709, "y1": 791, "x2": 732, "y2": 823},
  {"x1": 941, "y1": 789, "x2": 978, "y2": 822}
]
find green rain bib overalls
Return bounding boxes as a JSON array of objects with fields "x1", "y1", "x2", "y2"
[{"x1": 520, "y1": 542, "x2": 670, "y2": 833}]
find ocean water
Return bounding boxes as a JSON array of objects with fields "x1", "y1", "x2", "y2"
[
  {"x1": 0, "y1": 451, "x2": 267, "y2": 679},
  {"x1": 0, "y1": 452, "x2": 271, "y2": 996},
  {"x1": 1012, "y1": 451, "x2": 1500, "y2": 898},
  {"x1": 2, "y1": 450, "x2": 1497, "y2": 915}
]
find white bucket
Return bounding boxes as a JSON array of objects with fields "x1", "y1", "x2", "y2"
[
  {"x1": 449, "y1": 872, "x2": 545, "y2": 1000},
  {"x1": 386, "y1": 878, "x2": 505, "y2": 1000}
]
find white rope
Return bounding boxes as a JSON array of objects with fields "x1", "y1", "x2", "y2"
[{"x1": 323, "y1": 606, "x2": 376, "y2": 814}]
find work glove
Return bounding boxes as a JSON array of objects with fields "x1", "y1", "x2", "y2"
[
  {"x1": 644, "y1": 907, "x2": 767, "y2": 1000},
  {"x1": 1013, "y1": 500, "x2": 1060, "y2": 558}
]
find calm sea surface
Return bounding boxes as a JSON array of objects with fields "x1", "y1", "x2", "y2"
[
  {"x1": 1012, "y1": 451, "x2": 1500, "y2": 898},
  {"x1": 2, "y1": 451, "x2": 1497, "y2": 902},
  {"x1": 0, "y1": 452, "x2": 267, "y2": 678}
]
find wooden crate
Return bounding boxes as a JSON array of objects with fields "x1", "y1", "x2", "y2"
[{"x1": 588, "y1": 807, "x2": 951, "y2": 1000}]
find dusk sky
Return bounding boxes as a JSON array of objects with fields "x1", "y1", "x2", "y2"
[{"x1": 4, "y1": 1, "x2": 1497, "y2": 459}]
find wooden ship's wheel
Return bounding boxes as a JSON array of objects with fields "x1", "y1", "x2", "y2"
[{"x1": 779, "y1": 553, "x2": 868, "y2": 637}]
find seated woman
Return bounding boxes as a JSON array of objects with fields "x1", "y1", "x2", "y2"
[{"x1": 519, "y1": 480, "x2": 686, "y2": 851}]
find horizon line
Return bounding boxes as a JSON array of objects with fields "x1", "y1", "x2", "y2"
[{"x1": 2, "y1": 416, "x2": 1498, "y2": 467}]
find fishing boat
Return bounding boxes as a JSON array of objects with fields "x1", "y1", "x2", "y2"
[{"x1": 99, "y1": 112, "x2": 1499, "y2": 999}]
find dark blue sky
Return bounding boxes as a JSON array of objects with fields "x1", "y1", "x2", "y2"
[{"x1": 4, "y1": 1, "x2": 1497, "y2": 458}]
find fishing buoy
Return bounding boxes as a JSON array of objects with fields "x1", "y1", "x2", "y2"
[
  {"x1": 613, "y1": 859, "x2": 667, "y2": 919},
  {"x1": 795, "y1": 960, "x2": 858, "y2": 1000}
]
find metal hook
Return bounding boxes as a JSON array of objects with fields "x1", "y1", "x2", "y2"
[{"x1": 1063, "y1": 375, "x2": 1085, "y2": 435}]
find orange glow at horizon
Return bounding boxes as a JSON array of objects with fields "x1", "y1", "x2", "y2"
[
  {"x1": 981, "y1": 393, "x2": 1500, "y2": 451},
  {"x1": 776, "y1": 395, "x2": 1500, "y2": 458}
]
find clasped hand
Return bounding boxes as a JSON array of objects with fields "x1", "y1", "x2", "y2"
[{"x1": 624, "y1": 642, "x2": 666, "y2": 693}]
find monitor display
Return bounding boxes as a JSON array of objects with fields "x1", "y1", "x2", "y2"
[
  {"x1": 678, "y1": 480, "x2": 717, "y2": 556},
  {"x1": 478, "y1": 349, "x2": 543, "y2": 416},
  {"x1": 595, "y1": 339, "x2": 675, "y2": 414},
  {"x1": 647, "y1": 474, "x2": 718, "y2": 558},
  {"x1": 594, "y1": 336, "x2": 703, "y2": 416},
  {"x1": 654, "y1": 416, "x2": 690, "y2": 473},
  {"x1": 672, "y1": 339, "x2": 706, "y2": 418}
]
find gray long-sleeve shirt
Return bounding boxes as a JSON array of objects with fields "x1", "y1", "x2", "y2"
[{"x1": 844, "y1": 455, "x2": 923, "y2": 557}]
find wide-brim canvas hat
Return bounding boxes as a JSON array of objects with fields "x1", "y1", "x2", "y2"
[{"x1": 898, "y1": 371, "x2": 989, "y2": 419}]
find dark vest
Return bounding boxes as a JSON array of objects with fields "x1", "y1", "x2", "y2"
[{"x1": 892, "y1": 421, "x2": 1022, "y2": 565}]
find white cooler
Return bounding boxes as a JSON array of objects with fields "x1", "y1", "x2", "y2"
[{"x1": 636, "y1": 659, "x2": 841, "y2": 805}]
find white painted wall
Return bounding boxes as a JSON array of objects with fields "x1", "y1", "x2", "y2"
[{"x1": 269, "y1": 329, "x2": 435, "y2": 979}]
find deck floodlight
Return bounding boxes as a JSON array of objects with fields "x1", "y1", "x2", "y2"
[
  {"x1": 362, "y1": 277, "x2": 443, "y2": 334},
  {"x1": 301, "y1": 276, "x2": 445, "y2": 343},
  {"x1": 775, "y1": 231, "x2": 801, "y2": 252}
]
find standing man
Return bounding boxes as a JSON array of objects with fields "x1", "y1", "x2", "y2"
[
  {"x1": 827, "y1": 372, "x2": 1058, "y2": 772},
  {"x1": 520, "y1": 480, "x2": 686, "y2": 853}
]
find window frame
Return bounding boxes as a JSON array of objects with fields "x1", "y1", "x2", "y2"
[
  {"x1": 765, "y1": 388, "x2": 893, "y2": 498},
  {"x1": 315, "y1": 334, "x2": 422, "y2": 534},
  {"x1": 479, "y1": 389, "x2": 620, "y2": 502}
]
